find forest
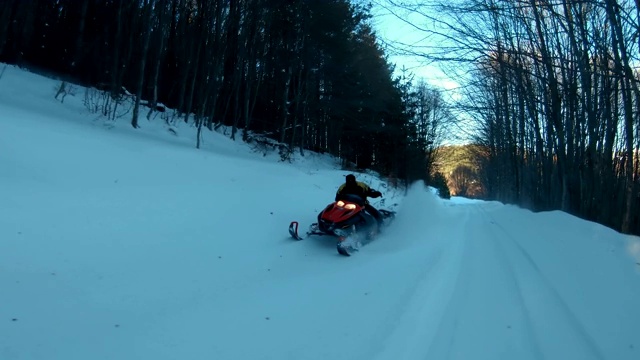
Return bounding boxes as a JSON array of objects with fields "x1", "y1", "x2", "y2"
[
  {"x1": 382, "y1": 0, "x2": 640, "y2": 236},
  {"x1": 0, "y1": 0, "x2": 451, "y2": 189},
  {"x1": 2, "y1": 0, "x2": 640, "y2": 236}
]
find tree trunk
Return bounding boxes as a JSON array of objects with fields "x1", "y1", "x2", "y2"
[
  {"x1": 604, "y1": 0, "x2": 636, "y2": 232},
  {"x1": 70, "y1": 0, "x2": 89, "y2": 73},
  {"x1": 111, "y1": 1, "x2": 124, "y2": 99},
  {"x1": 279, "y1": 66, "x2": 292, "y2": 144},
  {"x1": 0, "y1": 0, "x2": 17, "y2": 57},
  {"x1": 147, "y1": 0, "x2": 168, "y2": 120},
  {"x1": 132, "y1": 1, "x2": 153, "y2": 129}
]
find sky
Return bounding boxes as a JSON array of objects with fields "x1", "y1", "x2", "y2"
[
  {"x1": 369, "y1": 1, "x2": 460, "y2": 91},
  {"x1": 369, "y1": 1, "x2": 473, "y2": 143},
  {"x1": 1, "y1": 64, "x2": 640, "y2": 360}
]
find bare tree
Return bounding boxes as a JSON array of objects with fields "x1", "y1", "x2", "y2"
[
  {"x1": 147, "y1": 0, "x2": 170, "y2": 120},
  {"x1": 379, "y1": 0, "x2": 640, "y2": 234},
  {"x1": 132, "y1": 0, "x2": 154, "y2": 129},
  {"x1": 70, "y1": 0, "x2": 90, "y2": 74}
]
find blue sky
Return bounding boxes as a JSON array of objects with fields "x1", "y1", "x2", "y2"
[{"x1": 369, "y1": 1, "x2": 462, "y2": 98}]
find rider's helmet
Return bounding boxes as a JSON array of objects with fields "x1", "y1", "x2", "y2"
[{"x1": 345, "y1": 174, "x2": 356, "y2": 184}]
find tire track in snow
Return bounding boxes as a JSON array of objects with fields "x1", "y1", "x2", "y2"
[
  {"x1": 480, "y1": 205, "x2": 607, "y2": 360},
  {"x1": 420, "y1": 206, "x2": 473, "y2": 360},
  {"x1": 476, "y1": 205, "x2": 545, "y2": 360},
  {"x1": 367, "y1": 196, "x2": 470, "y2": 360},
  {"x1": 424, "y1": 204, "x2": 543, "y2": 360}
]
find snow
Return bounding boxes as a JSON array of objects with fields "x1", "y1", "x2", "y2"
[{"x1": 1, "y1": 64, "x2": 640, "y2": 360}]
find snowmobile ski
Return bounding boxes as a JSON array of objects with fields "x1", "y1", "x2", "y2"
[
  {"x1": 289, "y1": 221, "x2": 303, "y2": 240},
  {"x1": 337, "y1": 243, "x2": 351, "y2": 256}
]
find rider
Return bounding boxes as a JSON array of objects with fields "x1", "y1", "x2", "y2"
[{"x1": 335, "y1": 174, "x2": 383, "y2": 225}]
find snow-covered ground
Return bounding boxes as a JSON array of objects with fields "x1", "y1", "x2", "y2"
[{"x1": 1, "y1": 65, "x2": 640, "y2": 360}]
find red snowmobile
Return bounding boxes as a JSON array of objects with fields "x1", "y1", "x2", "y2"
[{"x1": 288, "y1": 194, "x2": 395, "y2": 256}]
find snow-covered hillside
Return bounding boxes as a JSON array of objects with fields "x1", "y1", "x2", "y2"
[{"x1": 1, "y1": 65, "x2": 639, "y2": 360}]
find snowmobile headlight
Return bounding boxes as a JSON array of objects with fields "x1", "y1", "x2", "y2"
[{"x1": 336, "y1": 201, "x2": 356, "y2": 210}]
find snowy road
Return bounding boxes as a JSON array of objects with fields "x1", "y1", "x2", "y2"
[{"x1": 370, "y1": 199, "x2": 640, "y2": 360}]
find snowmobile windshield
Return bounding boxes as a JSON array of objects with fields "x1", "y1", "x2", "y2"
[{"x1": 336, "y1": 193, "x2": 365, "y2": 206}]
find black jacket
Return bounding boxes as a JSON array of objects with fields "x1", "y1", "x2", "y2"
[{"x1": 335, "y1": 181, "x2": 382, "y2": 204}]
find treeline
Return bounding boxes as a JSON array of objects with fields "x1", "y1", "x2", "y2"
[
  {"x1": 431, "y1": 0, "x2": 640, "y2": 234},
  {"x1": 0, "y1": 0, "x2": 451, "y2": 185},
  {"x1": 438, "y1": 145, "x2": 485, "y2": 198}
]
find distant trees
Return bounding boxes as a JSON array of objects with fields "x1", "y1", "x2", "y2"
[
  {"x1": 0, "y1": 0, "x2": 451, "y2": 186},
  {"x1": 438, "y1": 145, "x2": 485, "y2": 198},
  {"x1": 394, "y1": 72, "x2": 454, "y2": 187},
  {"x1": 450, "y1": 165, "x2": 474, "y2": 197}
]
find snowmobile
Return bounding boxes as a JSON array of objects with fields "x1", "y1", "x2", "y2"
[{"x1": 288, "y1": 194, "x2": 395, "y2": 256}]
